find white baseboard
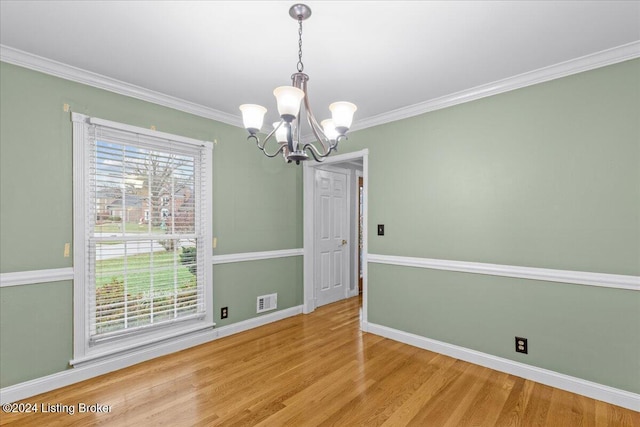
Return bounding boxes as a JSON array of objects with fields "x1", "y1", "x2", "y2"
[
  {"x1": 0, "y1": 305, "x2": 303, "y2": 404},
  {"x1": 364, "y1": 322, "x2": 640, "y2": 412},
  {"x1": 4, "y1": 310, "x2": 636, "y2": 410}
]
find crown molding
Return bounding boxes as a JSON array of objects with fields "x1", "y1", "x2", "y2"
[
  {"x1": 3, "y1": 41, "x2": 638, "y2": 134},
  {"x1": 351, "y1": 40, "x2": 640, "y2": 132},
  {"x1": 0, "y1": 45, "x2": 243, "y2": 128}
]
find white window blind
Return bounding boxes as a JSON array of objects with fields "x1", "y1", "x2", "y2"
[{"x1": 86, "y1": 122, "x2": 209, "y2": 344}]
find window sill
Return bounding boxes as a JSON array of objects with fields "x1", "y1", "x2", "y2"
[{"x1": 70, "y1": 322, "x2": 215, "y2": 368}]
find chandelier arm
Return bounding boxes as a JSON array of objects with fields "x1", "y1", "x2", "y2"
[
  {"x1": 258, "y1": 123, "x2": 280, "y2": 150},
  {"x1": 248, "y1": 128, "x2": 286, "y2": 158},
  {"x1": 302, "y1": 134, "x2": 346, "y2": 161},
  {"x1": 262, "y1": 143, "x2": 286, "y2": 158},
  {"x1": 301, "y1": 142, "x2": 326, "y2": 162},
  {"x1": 302, "y1": 94, "x2": 333, "y2": 154}
]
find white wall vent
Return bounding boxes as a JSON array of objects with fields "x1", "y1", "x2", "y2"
[{"x1": 257, "y1": 293, "x2": 277, "y2": 313}]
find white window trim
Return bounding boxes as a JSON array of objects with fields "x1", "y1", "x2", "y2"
[{"x1": 71, "y1": 112, "x2": 214, "y2": 367}]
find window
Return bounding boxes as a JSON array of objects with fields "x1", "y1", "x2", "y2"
[{"x1": 72, "y1": 113, "x2": 213, "y2": 365}]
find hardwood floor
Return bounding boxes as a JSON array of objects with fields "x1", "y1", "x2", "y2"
[{"x1": 1, "y1": 296, "x2": 638, "y2": 426}]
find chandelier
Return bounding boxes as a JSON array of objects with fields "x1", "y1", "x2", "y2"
[{"x1": 239, "y1": 4, "x2": 357, "y2": 164}]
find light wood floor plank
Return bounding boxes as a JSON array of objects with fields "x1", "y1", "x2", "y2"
[
  {"x1": 1, "y1": 296, "x2": 637, "y2": 426},
  {"x1": 493, "y1": 375, "x2": 535, "y2": 427}
]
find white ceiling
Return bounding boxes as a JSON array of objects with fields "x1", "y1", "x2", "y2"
[{"x1": 1, "y1": 1, "x2": 639, "y2": 131}]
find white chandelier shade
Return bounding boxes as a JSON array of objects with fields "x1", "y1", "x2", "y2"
[
  {"x1": 239, "y1": 3, "x2": 357, "y2": 164},
  {"x1": 239, "y1": 104, "x2": 267, "y2": 134},
  {"x1": 273, "y1": 86, "x2": 305, "y2": 120},
  {"x1": 320, "y1": 119, "x2": 338, "y2": 141},
  {"x1": 273, "y1": 121, "x2": 288, "y2": 144},
  {"x1": 329, "y1": 102, "x2": 357, "y2": 132}
]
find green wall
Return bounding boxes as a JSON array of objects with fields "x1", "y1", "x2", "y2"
[
  {"x1": 214, "y1": 257, "x2": 303, "y2": 327},
  {"x1": 344, "y1": 59, "x2": 640, "y2": 393},
  {"x1": 0, "y1": 281, "x2": 73, "y2": 387},
  {"x1": 1, "y1": 57, "x2": 638, "y2": 395},
  {"x1": 0, "y1": 62, "x2": 303, "y2": 387},
  {"x1": 368, "y1": 265, "x2": 640, "y2": 393}
]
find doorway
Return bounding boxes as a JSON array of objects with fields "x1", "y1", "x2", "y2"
[{"x1": 302, "y1": 149, "x2": 368, "y2": 327}]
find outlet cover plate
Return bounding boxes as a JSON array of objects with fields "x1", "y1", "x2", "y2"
[{"x1": 515, "y1": 336, "x2": 528, "y2": 354}]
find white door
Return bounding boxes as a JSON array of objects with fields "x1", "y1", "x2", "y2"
[{"x1": 315, "y1": 169, "x2": 349, "y2": 307}]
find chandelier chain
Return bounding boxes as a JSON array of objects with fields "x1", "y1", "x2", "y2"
[{"x1": 297, "y1": 17, "x2": 304, "y2": 72}]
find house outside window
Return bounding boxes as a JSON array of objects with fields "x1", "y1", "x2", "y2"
[{"x1": 71, "y1": 113, "x2": 213, "y2": 365}]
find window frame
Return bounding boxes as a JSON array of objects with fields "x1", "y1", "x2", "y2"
[{"x1": 71, "y1": 113, "x2": 214, "y2": 366}]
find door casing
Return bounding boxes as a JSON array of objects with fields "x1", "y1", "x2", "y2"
[{"x1": 303, "y1": 149, "x2": 369, "y2": 329}]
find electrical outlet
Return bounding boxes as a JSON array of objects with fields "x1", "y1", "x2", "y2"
[
  {"x1": 221, "y1": 307, "x2": 228, "y2": 319},
  {"x1": 515, "y1": 336, "x2": 528, "y2": 354}
]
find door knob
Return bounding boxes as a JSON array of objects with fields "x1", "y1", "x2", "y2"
[{"x1": 341, "y1": 239, "x2": 348, "y2": 246}]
